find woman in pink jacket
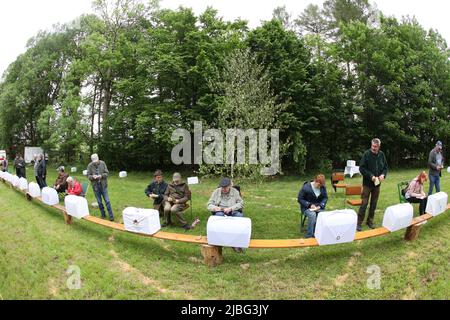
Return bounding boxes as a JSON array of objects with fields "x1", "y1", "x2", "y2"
[{"x1": 405, "y1": 171, "x2": 428, "y2": 216}]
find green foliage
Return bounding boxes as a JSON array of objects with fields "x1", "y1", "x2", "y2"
[{"x1": 1, "y1": 0, "x2": 450, "y2": 173}]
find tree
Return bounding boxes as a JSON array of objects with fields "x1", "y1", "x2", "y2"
[{"x1": 201, "y1": 48, "x2": 289, "y2": 179}]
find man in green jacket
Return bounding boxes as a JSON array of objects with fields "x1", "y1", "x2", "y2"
[{"x1": 357, "y1": 138, "x2": 388, "y2": 231}]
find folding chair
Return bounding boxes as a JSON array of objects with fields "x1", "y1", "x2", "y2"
[
  {"x1": 345, "y1": 185, "x2": 363, "y2": 208},
  {"x1": 331, "y1": 172, "x2": 347, "y2": 192},
  {"x1": 81, "y1": 182, "x2": 89, "y2": 198},
  {"x1": 397, "y1": 181, "x2": 409, "y2": 204}
]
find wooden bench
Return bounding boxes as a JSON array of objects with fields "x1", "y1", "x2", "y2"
[{"x1": 3, "y1": 178, "x2": 449, "y2": 266}]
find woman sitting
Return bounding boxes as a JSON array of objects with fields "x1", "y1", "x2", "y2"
[
  {"x1": 405, "y1": 171, "x2": 428, "y2": 216},
  {"x1": 66, "y1": 177, "x2": 83, "y2": 196}
]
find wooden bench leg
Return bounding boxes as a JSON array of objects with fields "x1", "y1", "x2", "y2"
[
  {"x1": 201, "y1": 245, "x2": 223, "y2": 267},
  {"x1": 64, "y1": 212, "x2": 73, "y2": 225},
  {"x1": 404, "y1": 222, "x2": 426, "y2": 241}
]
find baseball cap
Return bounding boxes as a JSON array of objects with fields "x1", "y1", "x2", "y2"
[{"x1": 219, "y1": 178, "x2": 232, "y2": 188}]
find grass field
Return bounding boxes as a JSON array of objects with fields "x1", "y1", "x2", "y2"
[{"x1": 0, "y1": 166, "x2": 449, "y2": 300}]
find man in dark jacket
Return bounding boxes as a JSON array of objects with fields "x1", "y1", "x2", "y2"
[
  {"x1": 36, "y1": 154, "x2": 47, "y2": 189},
  {"x1": 163, "y1": 172, "x2": 191, "y2": 230},
  {"x1": 357, "y1": 138, "x2": 388, "y2": 231},
  {"x1": 145, "y1": 170, "x2": 168, "y2": 217},
  {"x1": 87, "y1": 153, "x2": 114, "y2": 221},
  {"x1": 428, "y1": 141, "x2": 444, "y2": 195},
  {"x1": 298, "y1": 174, "x2": 328, "y2": 238},
  {"x1": 13, "y1": 154, "x2": 26, "y2": 178},
  {"x1": 54, "y1": 166, "x2": 69, "y2": 193}
]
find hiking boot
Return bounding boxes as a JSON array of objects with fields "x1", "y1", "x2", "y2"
[
  {"x1": 356, "y1": 225, "x2": 362, "y2": 232},
  {"x1": 109, "y1": 217, "x2": 114, "y2": 222},
  {"x1": 367, "y1": 222, "x2": 376, "y2": 229}
]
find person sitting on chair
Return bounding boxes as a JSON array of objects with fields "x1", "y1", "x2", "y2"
[
  {"x1": 145, "y1": 170, "x2": 168, "y2": 217},
  {"x1": 54, "y1": 166, "x2": 69, "y2": 193},
  {"x1": 66, "y1": 177, "x2": 83, "y2": 196},
  {"x1": 207, "y1": 178, "x2": 244, "y2": 217},
  {"x1": 405, "y1": 171, "x2": 428, "y2": 216},
  {"x1": 298, "y1": 174, "x2": 328, "y2": 239},
  {"x1": 163, "y1": 173, "x2": 191, "y2": 230},
  {"x1": 207, "y1": 177, "x2": 245, "y2": 253}
]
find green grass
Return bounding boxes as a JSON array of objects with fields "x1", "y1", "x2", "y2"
[{"x1": 0, "y1": 167, "x2": 449, "y2": 300}]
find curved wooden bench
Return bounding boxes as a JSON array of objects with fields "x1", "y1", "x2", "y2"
[{"x1": 1, "y1": 178, "x2": 449, "y2": 264}]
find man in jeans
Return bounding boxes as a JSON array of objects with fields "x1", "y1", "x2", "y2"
[
  {"x1": 87, "y1": 154, "x2": 114, "y2": 221},
  {"x1": 357, "y1": 138, "x2": 389, "y2": 231},
  {"x1": 428, "y1": 141, "x2": 445, "y2": 195}
]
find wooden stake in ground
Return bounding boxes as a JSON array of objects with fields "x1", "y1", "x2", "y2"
[
  {"x1": 201, "y1": 245, "x2": 223, "y2": 267},
  {"x1": 404, "y1": 222, "x2": 426, "y2": 241},
  {"x1": 63, "y1": 211, "x2": 73, "y2": 225}
]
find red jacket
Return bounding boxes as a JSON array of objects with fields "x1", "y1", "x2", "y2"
[{"x1": 67, "y1": 181, "x2": 83, "y2": 196}]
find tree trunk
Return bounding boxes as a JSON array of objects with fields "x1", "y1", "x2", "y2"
[
  {"x1": 404, "y1": 223, "x2": 425, "y2": 241},
  {"x1": 90, "y1": 84, "x2": 98, "y2": 155},
  {"x1": 201, "y1": 245, "x2": 223, "y2": 267}
]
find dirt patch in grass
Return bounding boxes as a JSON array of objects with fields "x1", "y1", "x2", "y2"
[
  {"x1": 109, "y1": 249, "x2": 192, "y2": 299},
  {"x1": 48, "y1": 278, "x2": 60, "y2": 297}
]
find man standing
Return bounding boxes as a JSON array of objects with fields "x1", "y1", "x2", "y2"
[
  {"x1": 1, "y1": 156, "x2": 8, "y2": 172},
  {"x1": 428, "y1": 141, "x2": 445, "y2": 195},
  {"x1": 36, "y1": 154, "x2": 47, "y2": 189},
  {"x1": 357, "y1": 138, "x2": 388, "y2": 231},
  {"x1": 163, "y1": 173, "x2": 191, "y2": 230},
  {"x1": 14, "y1": 154, "x2": 26, "y2": 178},
  {"x1": 87, "y1": 154, "x2": 114, "y2": 221},
  {"x1": 145, "y1": 170, "x2": 168, "y2": 217}
]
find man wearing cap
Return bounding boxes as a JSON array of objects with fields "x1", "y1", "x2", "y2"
[
  {"x1": 207, "y1": 178, "x2": 244, "y2": 218},
  {"x1": 145, "y1": 170, "x2": 168, "y2": 217},
  {"x1": 428, "y1": 141, "x2": 445, "y2": 195},
  {"x1": 54, "y1": 166, "x2": 69, "y2": 193},
  {"x1": 163, "y1": 173, "x2": 191, "y2": 230},
  {"x1": 87, "y1": 154, "x2": 114, "y2": 221}
]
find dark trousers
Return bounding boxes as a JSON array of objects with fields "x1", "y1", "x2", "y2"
[
  {"x1": 358, "y1": 185, "x2": 381, "y2": 226},
  {"x1": 36, "y1": 176, "x2": 47, "y2": 189},
  {"x1": 16, "y1": 168, "x2": 26, "y2": 179},
  {"x1": 407, "y1": 197, "x2": 428, "y2": 215}
]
